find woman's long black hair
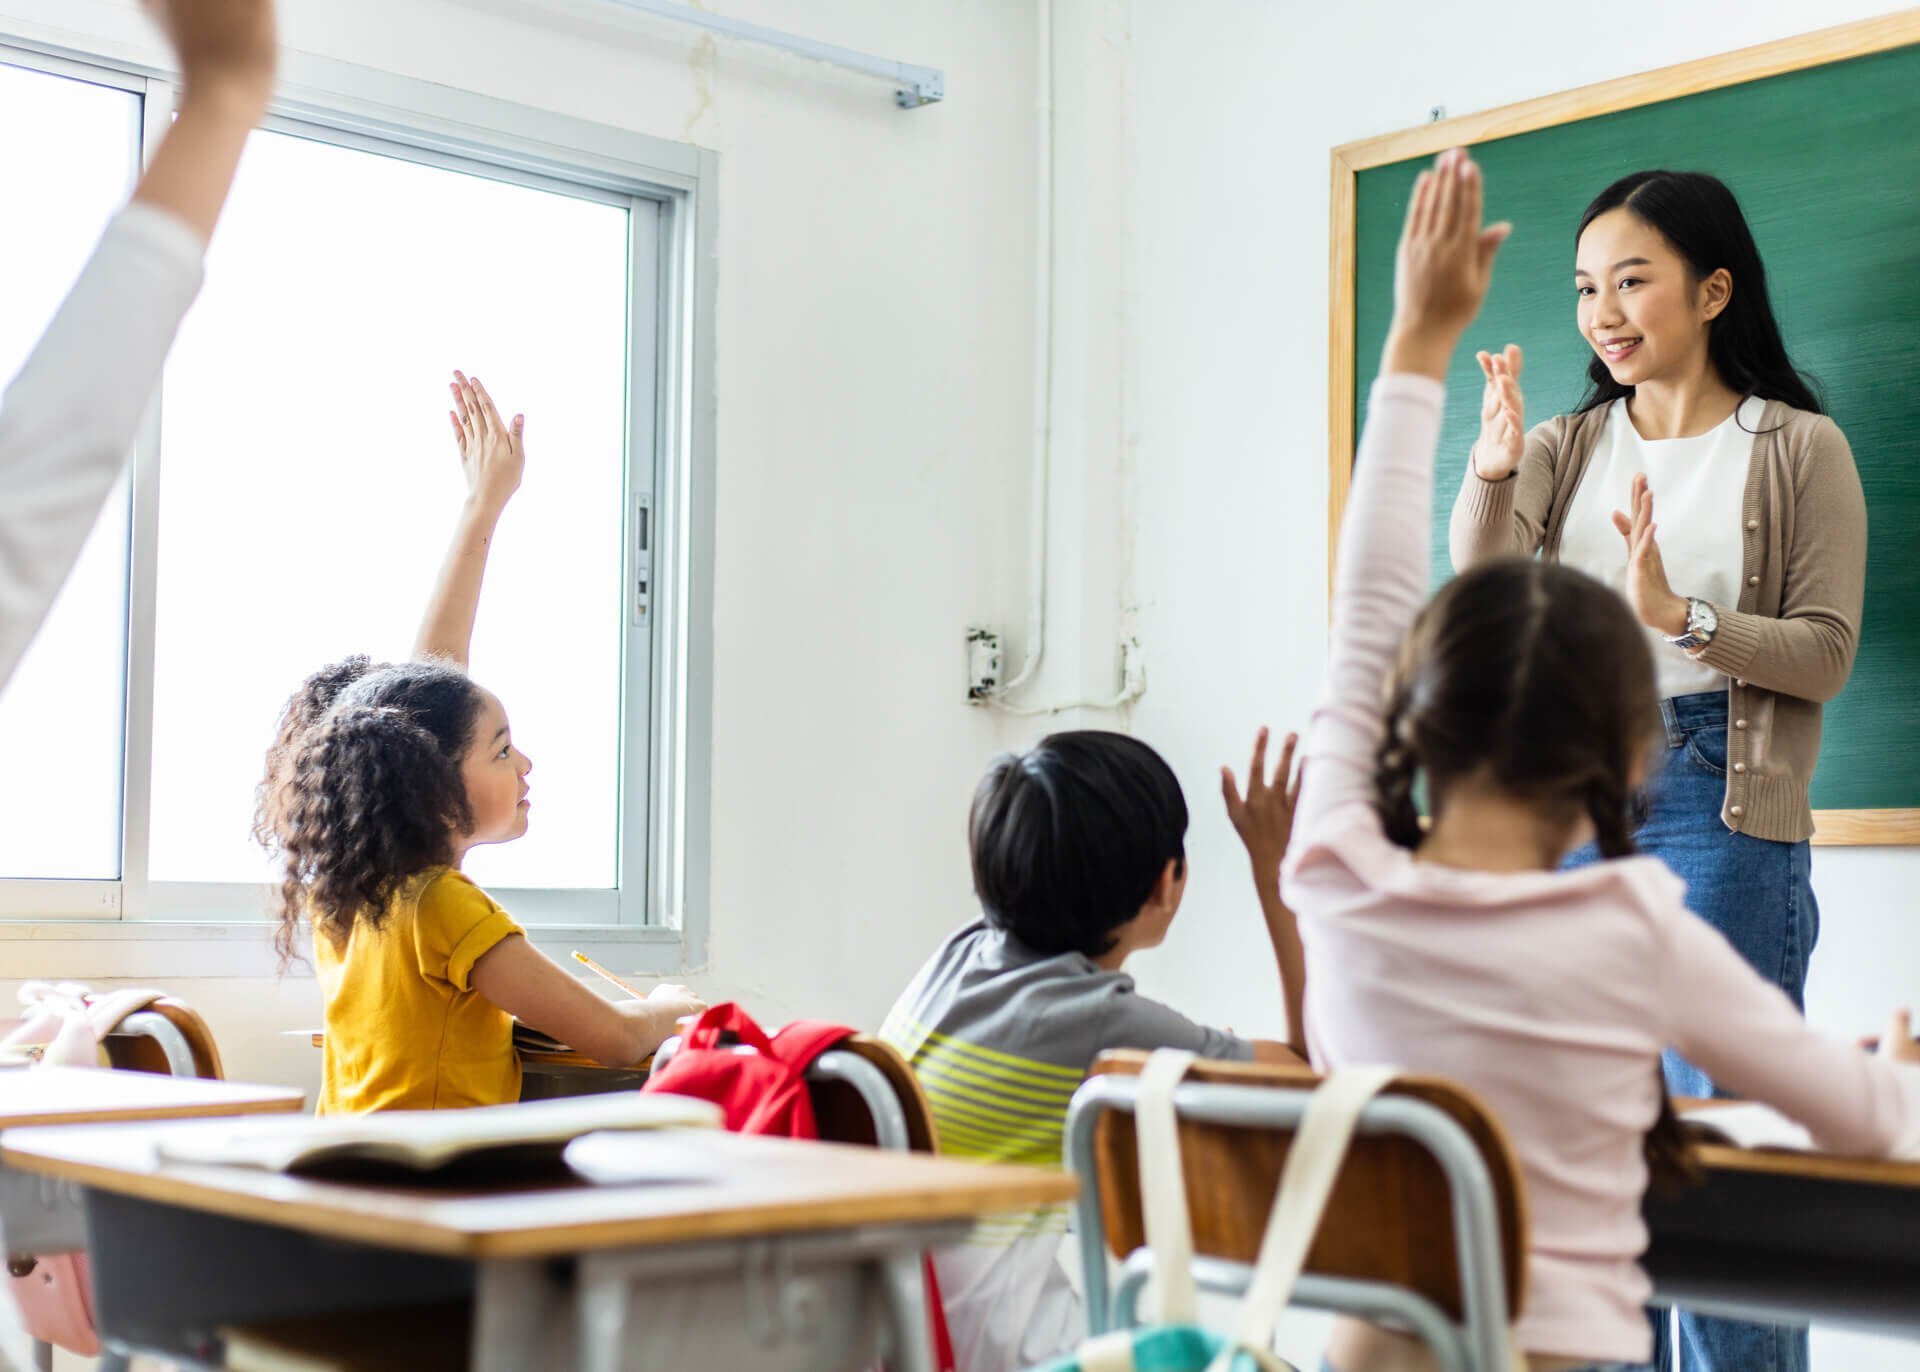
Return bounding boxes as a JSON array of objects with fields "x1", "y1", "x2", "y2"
[{"x1": 1575, "y1": 170, "x2": 1823, "y2": 417}]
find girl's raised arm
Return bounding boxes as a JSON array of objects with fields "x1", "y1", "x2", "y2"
[
  {"x1": 414, "y1": 372, "x2": 525, "y2": 669},
  {"x1": 0, "y1": 0, "x2": 277, "y2": 689},
  {"x1": 1290, "y1": 149, "x2": 1509, "y2": 843}
]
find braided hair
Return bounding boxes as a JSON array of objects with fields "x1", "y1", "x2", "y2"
[{"x1": 1373, "y1": 556, "x2": 1696, "y2": 1190}]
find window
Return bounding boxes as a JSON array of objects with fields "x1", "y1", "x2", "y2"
[
  {"x1": 0, "y1": 43, "x2": 715, "y2": 946},
  {"x1": 0, "y1": 61, "x2": 141, "y2": 902}
]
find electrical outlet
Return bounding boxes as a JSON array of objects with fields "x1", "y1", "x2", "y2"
[{"x1": 965, "y1": 627, "x2": 1001, "y2": 704}]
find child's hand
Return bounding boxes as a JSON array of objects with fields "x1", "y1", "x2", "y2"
[
  {"x1": 141, "y1": 0, "x2": 277, "y2": 112},
  {"x1": 1879, "y1": 1009, "x2": 1920, "y2": 1066},
  {"x1": 448, "y1": 371, "x2": 525, "y2": 515},
  {"x1": 612, "y1": 984, "x2": 708, "y2": 1064},
  {"x1": 1222, "y1": 728, "x2": 1302, "y2": 881},
  {"x1": 647, "y1": 983, "x2": 708, "y2": 1024},
  {"x1": 1472, "y1": 345, "x2": 1527, "y2": 480},
  {"x1": 1383, "y1": 148, "x2": 1511, "y2": 380}
]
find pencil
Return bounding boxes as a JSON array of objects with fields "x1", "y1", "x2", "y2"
[{"x1": 572, "y1": 950, "x2": 646, "y2": 999}]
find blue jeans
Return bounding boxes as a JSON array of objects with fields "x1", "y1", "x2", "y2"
[{"x1": 1567, "y1": 691, "x2": 1816, "y2": 1372}]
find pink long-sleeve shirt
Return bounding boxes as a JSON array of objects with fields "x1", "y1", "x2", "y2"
[{"x1": 1281, "y1": 373, "x2": 1920, "y2": 1364}]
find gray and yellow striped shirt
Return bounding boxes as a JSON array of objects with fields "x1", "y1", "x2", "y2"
[{"x1": 881, "y1": 919, "x2": 1252, "y2": 1176}]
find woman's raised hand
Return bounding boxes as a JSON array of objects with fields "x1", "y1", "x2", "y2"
[
  {"x1": 1472, "y1": 344, "x2": 1526, "y2": 480},
  {"x1": 1611, "y1": 473, "x2": 1689, "y2": 637},
  {"x1": 448, "y1": 371, "x2": 525, "y2": 515}
]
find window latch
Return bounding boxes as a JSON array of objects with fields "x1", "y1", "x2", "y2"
[{"x1": 633, "y1": 493, "x2": 653, "y2": 626}]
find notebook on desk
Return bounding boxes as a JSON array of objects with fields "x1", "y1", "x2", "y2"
[
  {"x1": 1679, "y1": 1100, "x2": 1814, "y2": 1152},
  {"x1": 153, "y1": 1092, "x2": 721, "y2": 1180}
]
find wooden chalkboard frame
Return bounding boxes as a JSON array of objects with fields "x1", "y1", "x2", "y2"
[{"x1": 1326, "y1": 12, "x2": 1920, "y2": 847}]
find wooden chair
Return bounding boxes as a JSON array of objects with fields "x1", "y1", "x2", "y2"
[
  {"x1": 102, "y1": 997, "x2": 224, "y2": 1079},
  {"x1": 810, "y1": 1035, "x2": 940, "y2": 1154},
  {"x1": 18, "y1": 995, "x2": 223, "y2": 1372},
  {"x1": 648, "y1": 1032, "x2": 938, "y2": 1154},
  {"x1": 1065, "y1": 1051, "x2": 1529, "y2": 1372}
]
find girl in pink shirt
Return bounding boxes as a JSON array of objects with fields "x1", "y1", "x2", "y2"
[{"x1": 1282, "y1": 147, "x2": 1920, "y2": 1372}]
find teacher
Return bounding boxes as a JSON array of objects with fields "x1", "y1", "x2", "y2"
[{"x1": 1449, "y1": 169, "x2": 1866, "y2": 1372}]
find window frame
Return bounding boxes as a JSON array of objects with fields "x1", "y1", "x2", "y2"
[{"x1": 0, "y1": 39, "x2": 718, "y2": 974}]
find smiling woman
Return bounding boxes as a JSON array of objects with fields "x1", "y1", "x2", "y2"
[{"x1": 1449, "y1": 169, "x2": 1864, "y2": 1372}]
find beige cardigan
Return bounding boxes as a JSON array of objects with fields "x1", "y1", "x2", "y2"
[{"x1": 1450, "y1": 400, "x2": 1865, "y2": 842}]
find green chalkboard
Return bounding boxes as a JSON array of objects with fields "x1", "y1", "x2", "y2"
[{"x1": 1350, "y1": 40, "x2": 1920, "y2": 817}]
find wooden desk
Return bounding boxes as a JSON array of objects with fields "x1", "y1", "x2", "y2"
[
  {"x1": 2, "y1": 1119, "x2": 1075, "y2": 1371},
  {"x1": 0, "y1": 1067, "x2": 304, "y2": 1255},
  {"x1": 0, "y1": 1066, "x2": 303, "y2": 1129},
  {"x1": 1645, "y1": 1141, "x2": 1920, "y2": 1337}
]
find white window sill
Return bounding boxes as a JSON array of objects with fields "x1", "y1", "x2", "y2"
[{"x1": 0, "y1": 920, "x2": 691, "y2": 981}]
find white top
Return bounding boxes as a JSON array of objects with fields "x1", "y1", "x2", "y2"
[
  {"x1": 1558, "y1": 396, "x2": 1762, "y2": 699},
  {"x1": 0, "y1": 203, "x2": 207, "y2": 690},
  {"x1": 1285, "y1": 374, "x2": 1920, "y2": 1364}
]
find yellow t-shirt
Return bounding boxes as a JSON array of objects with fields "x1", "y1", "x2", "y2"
[{"x1": 313, "y1": 866, "x2": 524, "y2": 1114}]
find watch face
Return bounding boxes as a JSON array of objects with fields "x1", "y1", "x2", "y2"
[{"x1": 1690, "y1": 601, "x2": 1718, "y2": 636}]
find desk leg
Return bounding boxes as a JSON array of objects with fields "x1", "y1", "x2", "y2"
[
  {"x1": 559, "y1": 1226, "x2": 959, "y2": 1372},
  {"x1": 0, "y1": 1164, "x2": 86, "y2": 1254},
  {"x1": 473, "y1": 1259, "x2": 572, "y2": 1372},
  {"x1": 881, "y1": 1250, "x2": 934, "y2": 1372}
]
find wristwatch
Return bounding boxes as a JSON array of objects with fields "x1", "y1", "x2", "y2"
[{"x1": 1665, "y1": 597, "x2": 1719, "y2": 652}]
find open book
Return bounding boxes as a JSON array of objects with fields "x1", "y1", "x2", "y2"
[
  {"x1": 154, "y1": 1092, "x2": 721, "y2": 1179},
  {"x1": 1679, "y1": 1100, "x2": 1814, "y2": 1152}
]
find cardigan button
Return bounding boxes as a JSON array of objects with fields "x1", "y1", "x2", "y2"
[
  {"x1": 1730, "y1": 805, "x2": 1744, "y2": 818},
  {"x1": 1747, "y1": 519, "x2": 1759, "y2": 530},
  {"x1": 1734, "y1": 762, "x2": 1747, "y2": 773},
  {"x1": 1735, "y1": 719, "x2": 1748, "y2": 729},
  {"x1": 1748, "y1": 574, "x2": 1761, "y2": 586},
  {"x1": 1735, "y1": 679, "x2": 1746, "y2": 688}
]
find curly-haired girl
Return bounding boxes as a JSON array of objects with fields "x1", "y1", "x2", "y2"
[{"x1": 258, "y1": 373, "x2": 704, "y2": 1113}]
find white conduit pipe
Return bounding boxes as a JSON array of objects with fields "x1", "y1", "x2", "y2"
[
  {"x1": 990, "y1": 0, "x2": 1054, "y2": 705},
  {"x1": 989, "y1": 0, "x2": 1144, "y2": 719},
  {"x1": 602, "y1": 0, "x2": 945, "y2": 107}
]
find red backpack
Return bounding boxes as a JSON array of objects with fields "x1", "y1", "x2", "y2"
[
  {"x1": 642, "y1": 1002, "x2": 954, "y2": 1370},
  {"x1": 644, "y1": 1002, "x2": 855, "y2": 1137}
]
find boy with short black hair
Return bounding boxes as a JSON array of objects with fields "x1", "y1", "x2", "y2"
[{"x1": 881, "y1": 726, "x2": 1306, "y2": 1372}]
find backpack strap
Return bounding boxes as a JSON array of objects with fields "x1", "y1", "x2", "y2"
[
  {"x1": 768, "y1": 1020, "x2": 858, "y2": 1072},
  {"x1": 681, "y1": 1002, "x2": 776, "y2": 1056},
  {"x1": 1207, "y1": 1065, "x2": 1399, "y2": 1371},
  {"x1": 84, "y1": 988, "x2": 168, "y2": 1042},
  {"x1": 1133, "y1": 1049, "x2": 1200, "y2": 1325}
]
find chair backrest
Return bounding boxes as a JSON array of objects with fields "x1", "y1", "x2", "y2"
[
  {"x1": 102, "y1": 998, "x2": 224, "y2": 1080},
  {"x1": 1083, "y1": 1050, "x2": 1527, "y2": 1323},
  {"x1": 809, "y1": 1035, "x2": 940, "y2": 1153}
]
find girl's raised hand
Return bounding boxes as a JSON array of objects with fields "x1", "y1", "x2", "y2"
[
  {"x1": 448, "y1": 370, "x2": 525, "y2": 514},
  {"x1": 140, "y1": 0, "x2": 277, "y2": 110},
  {"x1": 1472, "y1": 344, "x2": 1526, "y2": 480},
  {"x1": 1384, "y1": 147, "x2": 1512, "y2": 380}
]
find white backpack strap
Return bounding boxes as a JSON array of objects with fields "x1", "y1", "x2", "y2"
[
  {"x1": 1208, "y1": 1065, "x2": 1400, "y2": 1369},
  {"x1": 1133, "y1": 1048, "x2": 1200, "y2": 1325},
  {"x1": 1074, "y1": 1329, "x2": 1139, "y2": 1372}
]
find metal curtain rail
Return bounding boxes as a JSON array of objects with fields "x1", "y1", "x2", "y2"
[{"x1": 603, "y1": 0, "x2": 946, "y2": 107}]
